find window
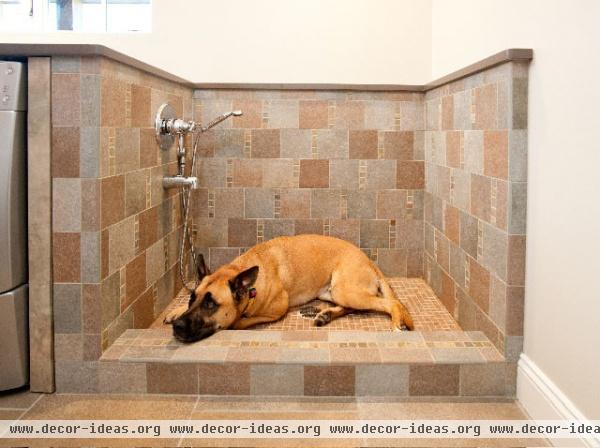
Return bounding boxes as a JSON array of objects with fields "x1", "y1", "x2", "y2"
[{"x1": 0, "y1": 0, "x2": 151, "y2": 32}]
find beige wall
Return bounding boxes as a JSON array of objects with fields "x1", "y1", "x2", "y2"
[
  {"x1": 432, "y1": 0, "x2": 600, "y2": 419},
  {"x1": 0, "y1": 0, "x2": 432, "y2": 84}
]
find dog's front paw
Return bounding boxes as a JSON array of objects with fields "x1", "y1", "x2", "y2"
[
  {"x1": 163, "y1": 305, "x2": 188, "y2": 325},
  {"x1": 299, "y1": 305, "x2": 321, "y2": 318},
  {"x1": 393, "y1": 323, "x2": 409, "y2": 332}
]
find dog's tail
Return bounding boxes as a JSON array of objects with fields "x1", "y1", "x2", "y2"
[{"x1": 374, "y1": 266, "x2": 415, "y2": 331}]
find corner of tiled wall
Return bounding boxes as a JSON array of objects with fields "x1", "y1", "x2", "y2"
[
  {"x1": 190, "y1": 89, "x2": 426, "y2": 278},
  {"x1": 423, "y1": 61, "x2": 529, "y2": 358},
  {"x1": 50, "y1": 55, "x2": 193, "y2": 391}
]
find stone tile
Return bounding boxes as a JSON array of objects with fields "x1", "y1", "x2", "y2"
[
  {"x1": 124, "y1": 170, "x2": 147, "y2": 217},
  {"x1": 382, "y1": 131, "x2": 414, "y2": 160},
  {"x1": 80, "y1": 231, "x2": 100, "y2": 283},
  {"x1": 51, "y1": 126, "x2": 80, "y2": 178},
  {"x1": 139, "y1": 128, "x2": 159, "y2": 168},
  {"x1": 439, "y1": 270, "x2": 456, "y2": 315},
  {"x1": 506, "y1": 286, "x2": 524, "y2": 336},
  {"x1": 463, "y1": 130, "x2": 483, "y2": 175},
  {"x1": 445, "y1": 131, "x2": 462, "y2": 168},
  {"x1": 469, "y1": 257, "x2": 491, "y2": 313},
  {"x1": 364, "y1": 100, "x2": 396, "y2": 130},
  {"x1": 214, "y1": 129, "x2": 245, "y2": 158},
  {"x1": 108, "y1": 215, "x2": 135, "y2": 274},
  {"x1": 281, "y1": 331, "x2": 328, "y2": 341},
  {"x1": 101, "y1": 77, "x2": 128, "y2": 127},
  {"x1": 459, "y1": 210, "x2": 478, "y2": 259},
  {"x1": 399, "y1": 100, "x2": 424, "y2": 131},
  {"x1": 195, "y1": 218, "x2": 228, "y2": 248},
  {"x1": 131, "y1": 84, "x2": 151, "y2": 127},
  {"x1": 209, "y1": 247, "x2": 240, "y2": 272},
  {"x1": 431, "y1": 348, "x2": 485, "y2": 363},
  {"x1": 52, "y1": 73, "x2": 80, "y2": 126},
  {"x1": 299, "y1": 159, "x2": 329, "y2": 188},
  {"x1": 331, "y1": 100, "x2": 363, "y2": 128},
  {"x1": 245, "y1": 188, "x2": 274, "y2": 218},
  {"x1": 99, "y1": 362, "x2": 147, "y2": 393},
  {"x1": 101, "y1": 271, "x2": 120, "y2": 329},
  {"x1": 132, "y1": 288, "x2": 155, "y2": 329},
  {"x1": 146, "y1": 238, "x2": 165, "y2": 287},
  {"x1": 349, "y1": 130, "x2": 377, "y2": 159},
  {"x1": 53, "y1": 360, "x2": 98, "y2": 393},
  {"x1": 262, "y1": 159, "x2": 296, "y2": 188},
  {"x1": 0, "y1": 388, "x2": 42, "y2": 409},
  {"x1": 299, "y1": 100, "x2": 329, "y2": 129},
  {"x1": 232, "y1": 159, "x2": 263, "y2": 188},
  {"x1": 147, "y1": 363, "x2": 199, "y2": 394},
  {"x1": 171, "y1": 343, "x2": 230, "y2": 363},
  {"x1": 376, "y1": 190, "x2": 406, "y2": 220},
  {"x1": 138, "y1": 206, "x2": 158, "y2": 251},
  {"x1": 512, "y1": 78, "x2": 528, "y2": 129},
  {"x1": 409, "y1": 364, "x2": 459, "y2": 396},
  {"x1": 280, "y1": 129, "x2": 311, "y2": 158},
  {"x1": 316, "y1": 129, "x2": 348, "y2": 158},
  {"x1": 434, "y1": 230, "x2": 450, "y2": 272},
  {"x1": 377, "y1": 249, "x2": 407, "y2": 277},
  {"x1": 264, "y1": 219, "x2": 295, "y2": 240},
  {"x1": 378, "y1": 348, "x2": 433, "y2": 363},
  {"x1": 484, "y1": 130, "x2": 509, "y2": 179},
  {"x1": 397, "y1": 161, "x2": 424, "y2": 189},
  {"x1": 509, "y1": 182, "x2": 527, "y2": 235},
  {"x1": 227, "y1": 99, "x2": 260, "y2": 129},
  {"x1": 198, "y1": 364, "x2": 251, "y2": 395},
  {"x1": 196, "y1": 158, "x2": 227, "y2": 188},
  {"x1": 509, "y1": 129, "x2": 527, "y2": 182},
  {"x1": 444, "y1": 204, "x2": 460, "y2": 245},
  {"x1": 53, "y1": 232, "x2": 81, "y2": 282},
  {"x1": 279, "y1": 348, "x2": 329, "y2": 364},
  {"x1": 268, "y1": 99, "x2": 299, "y2": 128},
  {"x1": 330, "y1": 159, "x2": 359, "y2": 190},
  {"x1": 507, "y1": 235, "x2": 526, "y2": 286},
  {"x1": 329, "y1": 348, "x2": 381, "y2": 364},
  {"x1": 52, "y1": 178, "x2": 81, "y2": 232},
  {"x1": 365, "y1": 160, "x2": 396, "y2": 190},
  {"x1": 214, "y1": 189, "x2": 244, "y2": 218},
  {"x1": 346, "y1": 190, "x2": 376, "y2": 219},
  {"x1": 460, "y1": 363, "x2": 506, "y2": 396},
  {"x1": 53, "y1": 284, "x2": 81, "y2": 334},
  {"x1": 80, "y1": 126, "x2": 100, "y2": 178},
  {"x1": 453, "y1": 89, "x2": 472, "y2": 130},
  {"x1": 125, "y1": 252, "x2": 146, "y2": 309},
  {"x1": 329, "y1": 219, "x2": 360, "y2": 246},
  {"x1": 23, "y1": 394, "x2": 196, "y2": 419},
  {"x1": 470, "y1": 174, "x2": 491, "y2": 222},
  {"x1": 489, "y1": 274, "x2": 507, "y2": 332},
  {"x1": 228, "y1": 218, "x2": 257, "y2": 246},
  {"x1": 304, "y1": 366, "x2": 355, "y2": 396},
  {"x1": 101, "y1": 175, "x2": 125, "y2": 228},
  {"x1": 311, "y1": 190, "x2": 341, "y2": 219},
  {"x1": 249, "y1": 365, "x2": 304, "y2": 395},
  {"x1": 449, "y1": 242, "x2": 466, "y2": 289},
  {"x1": 251, "y1": 129, "x2": 280, "y2": 158},
  {"x1": 452, "y1": 168, "x2": 471, "y2": 212},
  {"x1": 114, "y1": 128, "x2": 140, "y2": 174},
  {"x1": 473, "y1": 83, "x2": 497, "y2": 129},
  {"x1": 280, "y1": 190, "x2": 310, "y2": 219},
  {"x1": 295, "y1": 219, "x2": 324, "y2": 236},
  {"x1": 441, "y1": 95, "x2": 454, "y2": 130},
  {"x1": 360, "y1": 220, "x2": 389, "y2": 248},
  {"x1": 481, "y1": 222, "x2": 508, "y2": 281}
]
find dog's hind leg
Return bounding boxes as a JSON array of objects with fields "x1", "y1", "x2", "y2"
[
  {"x1": 332, "y1": 287, "x2": 414, "y2": 331},
  {"x1": 313, "y1": 305, "x2": 348, "y2": 327}
]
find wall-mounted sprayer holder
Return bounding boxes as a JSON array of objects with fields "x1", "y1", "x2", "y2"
[{"x1": 155, "y1": 103, "x2": 242, "y2": 190}]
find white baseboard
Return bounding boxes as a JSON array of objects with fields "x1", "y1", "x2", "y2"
[{"x1": 518, "y1": 353, "x2": 599, "y2": 447}]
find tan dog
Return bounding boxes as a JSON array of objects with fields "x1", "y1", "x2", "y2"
[{"x1": 165, "y1": 234, "x2": 414, "y2": 342}]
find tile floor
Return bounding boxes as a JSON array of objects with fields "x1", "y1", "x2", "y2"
[
  {"x1": 153, "y1": 278, "x2": 460, "y2": 332},
  {"x1": 0, "y1": 388, "x2": 549, "y2": 447}
]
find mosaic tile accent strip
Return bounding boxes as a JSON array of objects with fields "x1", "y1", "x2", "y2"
[{"x1": 152, "y1": 277, "x2": 460, "y2": 332}]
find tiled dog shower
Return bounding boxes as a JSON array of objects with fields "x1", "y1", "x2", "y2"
[{"x1": 38, "y1": 49, "x2": 530, "y2": 397}]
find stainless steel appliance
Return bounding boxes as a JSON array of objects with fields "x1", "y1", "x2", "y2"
[{"x1": 0, "y1": 60, "x2": 29, "y2": 391}]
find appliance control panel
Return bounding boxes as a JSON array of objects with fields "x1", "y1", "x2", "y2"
[{"x1": 0, "y1": 61, "x2": 26, "y2": 112}]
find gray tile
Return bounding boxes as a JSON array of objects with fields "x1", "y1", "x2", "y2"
[
  {"x1": 509, "y1": 182, "x2": 527, "y2": 234},
  {"x1": 364, "y1": 100, "x2": 396, "y2": 130},
  {"x1": 481, "y1": 221, "x2": 508, "y2": 281},
  {"x1": 347, "y1": 191, "x2": 376, "y2": 219},
  {"x1": 280, "y1": 129, "x2": 311, "y2": 158},
  {"x1": 509, "y1": 130, "x2": 527, "y2": 182},
  {"x1": 80, "y1": 74, "x2": 100, "y2": 126},
  {"x1": 330, "y1": 159, "x2": 359, "y2": 189},
  {"x1": 365, "y1": 160, "x2": 396, "y2": 190},
  {"x1": 464, "y1": 130, "x2": 484, "y2": 175},
  {"x1": 250, "y1": 365, "x2": 304, "y2": 395},
  {"x1": 52, "y1": 178, "x2": 81, "y2": 232},
  {"x1": 356, "y1": 364, "x2": 409, "y2": 396},
  {"x1": 268, "y1": 100, "x2": 299, "y2": 128},
  {"x1": 80, "y1": 126, "x2": 100, "y2": 178},
  {"x1": 316, "y1": 129, "x2": 348, "y2": 159},
  {"x1": 460, "y1": 363, "x2": 506, "y2": 396},
  {"x1": 80, "y1": 231, "x2": 100, "y2": 283},
  {"x1": 311, "y1": 189, "x2": 341, "y2": 219},
  {"x1": 98, "y1": 362, "x2": 147, "y2": 393},
  {"x1": 245, "y1": 188, "x2": 274, "y2": 218},
  {"x1": 53, "y1": 283, "x2": 82, "y2": 334}
]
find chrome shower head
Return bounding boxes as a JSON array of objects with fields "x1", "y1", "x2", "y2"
[
  {"x1": 232, "y1": 110, "x2": 243, "y2": 116},
  {"x1": 200, "y1": 110, "x2": 244, "y2": 132}
]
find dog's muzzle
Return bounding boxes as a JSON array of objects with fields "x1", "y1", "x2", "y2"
[{"x1": 172, "y1": 316, "x2": 215, "y2": 343}]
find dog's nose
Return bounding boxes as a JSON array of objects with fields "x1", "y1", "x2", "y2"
[{"x1": 173, "y1": 318, "x2": 187, "y2": 334}]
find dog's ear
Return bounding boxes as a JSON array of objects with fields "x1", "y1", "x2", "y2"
[
  {"x1": 197, "y1": 253, "x2": 210, "y2": 280},
  {"x1": 229, "y1": 266, "x2": 259, "y2": 300}
]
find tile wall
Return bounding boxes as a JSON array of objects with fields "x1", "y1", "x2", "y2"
[
  {"x1": 423, "y1": 61, "x2": 528, "y2": 357},
  {"x1": 190, "y1": 90, "x2": 426, "y2": 276},
  {"x1": 50, "y1": 55, "x2": 193, "y2": 390}
]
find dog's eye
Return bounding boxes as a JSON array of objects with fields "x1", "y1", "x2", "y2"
[{"x1": 202, "y1": 293, "x2": 217, "y2": 310}]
